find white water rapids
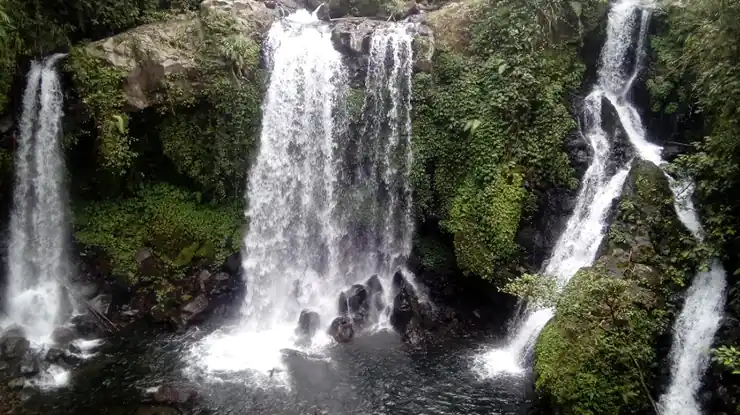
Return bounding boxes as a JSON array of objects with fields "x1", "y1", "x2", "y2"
[
  {"x1": 188, "y1": 10, "x2": 418, "y2": 385},
  {"x1": 476, "y1": 5, "x2": 726, "y2": 411}
]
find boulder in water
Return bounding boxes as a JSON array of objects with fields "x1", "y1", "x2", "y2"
[
  {"x1": 337, "y1": 291, "x2": 349, "y2": 315},
  {"x1": 51, "y1": 326, "x2": 77, "y2": 346},
  {"x1": 328, "y1": 316, "x2": 354, "y2": 343},
  {"x1": 152, "y1": 383, "x2": 198, "y2": 405},
  {"x1": 0, "y1": 326, "x2": 29, "y2": 359},
  {"x1": 365, "y1": 274, "x2": 385, "y2": 312},
  {"x1": 346, "y1": 284, "x2": 369, "y2": 313},
  {"x1": 296, "y1": 309, "x2": 321, "y2": 339}
]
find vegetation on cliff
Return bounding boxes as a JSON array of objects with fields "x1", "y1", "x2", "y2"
[
  {"x1": 411, "y1": 0, "x2": 606, "y2": 282},
  {"x1": 508, "y1": 161, "x2": 701, "y2": 413},
  {"x1": 647, "y1": 0, "x2": 740, "y2": 409}
]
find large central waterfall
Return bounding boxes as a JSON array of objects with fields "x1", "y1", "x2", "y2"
[
  {"x1": 190, "y1": 10, "x2": 416, "y2": 383},
  {"x1": 2, "y1": 55, "x2": 71, "y2": 345}
]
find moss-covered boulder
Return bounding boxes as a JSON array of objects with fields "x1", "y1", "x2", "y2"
[
  {"x1": 80, "y1": 0, "x2": 282, "y2": 111},
  {"x1": 533, "y1": 159, "x2": 702, "y2": 414}
]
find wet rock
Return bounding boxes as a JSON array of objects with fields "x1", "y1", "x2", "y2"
[
  {"x1": 19, "y1": 356, "x2": 40, "y2": 376},
  {"x1": 197, "y1": 269, "x2": 212, "y2": 291},
  {"x1": 601, "y1": 94, "x2": 637, "y2": 172},
  {"x1": 180, "y1": 294, "x2": 209, "y2": 326},
  {"x1": 70, "y1": 313, "x2": 101, "y2": 337},
  {"x1": 7, "y1": 378, "x2": 25, "y2": 390},
  {"x1": 45, "y1": 348, "x2": 64, "y2": 363},
  {"x1": 0, "y1": 326, "x2": 30, "y2": 359},
  {"x1": 297, "y1": 310, "x2": 321, "y2": 338},
  {"x1": 328, "y1": 316, "x2": 354, "y2": 343},
  {"x1": 346, "y1": 284, "x2": 369, "y2": 313},
  {"x1": 224, "y1": 251, "x2": 241, "y2": 276},
  {"x1": 89, "y1": 293, "x2": 112, "y2": 316},
  {"x1": 365, "y1": 274, "x2": 385, "y2": 311},
  {"x1": 152, "y1": 383, "x2": 198, "y2": 405},
  {"x1": 78, "y1": 282, "x2": 100, "y2": 299},
  {"x1": 51, "y1": 326, "x2": 77, "y2": 346},
  {"x1": 337, "y1": 291, "x2": 349, "y2": 315}
]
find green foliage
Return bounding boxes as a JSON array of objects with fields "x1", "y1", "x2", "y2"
[
  {"x1": 444, "y1": 168, "x2": 526, "y2": 280},
  {"x1": 533, "y1": 161, "x2": 701, "y2": 414},
  {"x1": 411, "y1": 0, "x2": 599, "y2": 279},
  {"x1": 74, "y1": 183, "x2": 243, "y2": 283},
  {"x1": 536, "y1": 267, "x2": 660, "y2": 414},
  {"x1": 501, "y1": 272, "x2": 558, "y2": 308},
  {"x1": 66, "y1": 46, "x2": 134, "y2": 173},
  {"x1": 157, "y1": 11, "x2": 264, "y2": 201},
  {"x1": 713, "y1": 345, "x2": 740, "y2": 375}
]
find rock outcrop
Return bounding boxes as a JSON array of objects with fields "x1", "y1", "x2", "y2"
[{"x1": 81, "y1": 0, "x2": 434, "y2": 109}]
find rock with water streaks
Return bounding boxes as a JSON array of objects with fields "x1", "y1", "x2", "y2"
[
  {"x1": 296, "y1": 309, "x2": 321, "y2": 339},
  {"x1": 0, "y1": 326, "x2": 29, "y2": 360},
  {"x1": 328, "y1": 316, "x2": 354, "y2": 343}
]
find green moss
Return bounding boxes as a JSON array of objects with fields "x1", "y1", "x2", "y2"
[
  {"x1": 444, "y1": 168, "x2": 526, "y2": 280},
  {"x1": 532, "y1": 160, "x2": 703, "y2": 414},
  {"x1": 74, "y1": 183, "x2": 243, "y2": 283},
  {"x1": 535, "y1": 267, "x2": 659, "y2": 414},
  {"x1": 66, "y1": 46, "x2": 133, "y2": 173},
  {"x1": 411, "y1": 0, "x2": 595, "y2": 279}
]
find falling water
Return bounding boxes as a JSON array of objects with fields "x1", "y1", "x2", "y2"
[
  {"x1": 586, "y1": 1, "x2": 727, "y2": 413},
  {"x1": 338, "y1": 24, "x2": 417, "y2": 320},
  {"x1": 2, "y1": 54, "x2": 71, "y2": 345},
  {"x1": 474, "y1": 0, "x2": 727, "y2": 409},
  {"x1": 189, "y1": 12, "x2": 417, "y2": 383},
  {"x1": 475, "y1": 0, "x2": 657, "y2": 377}
]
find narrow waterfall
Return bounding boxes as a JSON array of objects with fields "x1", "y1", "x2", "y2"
[
  {"x1": 585, "y1": 1, "x2": 727, "y2": 413},
  {"x1": 476, "y1": 0, "x2": 656, "y2": 377},
  {"x1": 3, "y1": 54, "x2": 71, "y2": 345},
  {"x1": 190, "y1": 11, "x2": 417, "y2": 383}
]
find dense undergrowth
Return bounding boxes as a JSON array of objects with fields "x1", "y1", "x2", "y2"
[{"x1": 411, "y1": 0, "x2": 606, "y2": 281}]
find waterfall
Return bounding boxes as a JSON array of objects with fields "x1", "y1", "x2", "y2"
[
  {"x1": 474, "y1": 0, "x2": 727, "y2": 412},
  {"x1": 591, "y1": 2, "x2": 727, "y2": 413},
  {"x1": 189, "y1": 11, "x2": 417, "y2": 384},
  {"x1": 339, "y1": 24, "x2": 417, "y2": 320},
  {"x1": 2, "y1": 54, "x2": 71, "y2": 345}
]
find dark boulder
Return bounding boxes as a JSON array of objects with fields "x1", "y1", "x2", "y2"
[
  {"x1": 390, "y1": 273, "x2": 435, "y2": 344},
  {"x1": 224, "y1": 251, "x2": 241, "y2": 276},
  {"x1": 296, "y1": 309, "x2": 321, "y2": 338},
  {"x1": 346, "y1": 284, "x2": 369, "y2": 314},
  {"x1": 328, "y1": 316, "x2": 354, "y2": 343},
  {"x1": 152, "y1": 383, "x2": 198, "y2": 405},
  {"x1": 19, "y1": 355, "x2": 41, "y2": 376},
  {"x1": 365, "y1": 274, "x2": 385, "y2": 312},
  {"x1": 337, "y1": 291, "x2": 349, "y2": 315},
  {"x1": 179, "y1": 294, "x2": 209, "y2": 327},
  {"x1": 365, "y1": 274, "x2": 383, "y2": 295},
  {"x1": 51, "y1": 326, "x2": 77, "y2": 346},
  {"x1": 0, "y1": 326, "x2": 29, "y2": 359}
]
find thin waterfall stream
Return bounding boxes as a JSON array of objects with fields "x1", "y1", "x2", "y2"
[
  {"x1": 3, "y1": 55, "x2": 71, "y2": 345},
  {"x1": 476, "y1": 6, "x2": 727, "y2": 411}
]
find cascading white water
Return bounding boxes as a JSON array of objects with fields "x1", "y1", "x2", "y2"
[
  {"x1": 338, "y1": 24, "x2": 418, "y2": 322},
  {"x1": 2, "y1": 54, "x2": 71, "y2": 345},
  {"x1": 476, "y1": 0, "x2": 657, "y2": 377},
  {"x1": 189, "y1": 12, "x2": 417, "y2": 384},
  {"x1": 586, "y1": 1, "x2": 727, "y2": 413}
]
